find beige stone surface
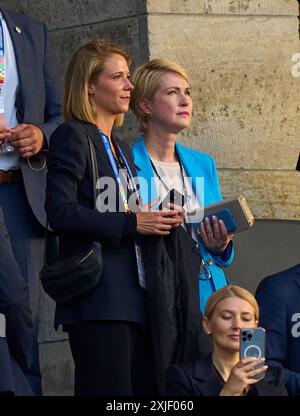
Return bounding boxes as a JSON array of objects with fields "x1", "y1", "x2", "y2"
[
  {"x1": 149, "y1": 15, "x2": 300, "y2": 171},
  {"x1": 146, "y1": 0, "x2": 298, "y2": 15},
  {"x1": 218, "y1": 170, "x2": 300, "y2": 220},
  {"x1": 203, "y1": 0, "x2": 298, "y2": 16}
]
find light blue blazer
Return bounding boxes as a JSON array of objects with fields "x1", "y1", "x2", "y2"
[{"x1": 132, "y1": 136, "x2": 234, "y2": 313}]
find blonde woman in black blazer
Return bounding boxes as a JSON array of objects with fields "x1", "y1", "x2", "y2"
[
  {"x1": 166, "y1": 285, "x2": 287, "y2": 396},
  {"x1": 45, "y1": 39, "x2": 183, "y2": 396}
]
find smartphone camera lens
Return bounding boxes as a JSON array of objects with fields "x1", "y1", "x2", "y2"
[
  {"x1": 242, "y1": 331, "x2": 247, "y2": 337},
  {"x1": 247, "y1": 333, "x2": 252, "y2": 340},
  {"x1": 242, "y1": 337, "x2": 247, "y2": 342}
]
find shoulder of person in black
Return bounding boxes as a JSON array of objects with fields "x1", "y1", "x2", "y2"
[{"x1": 165, "y1": 354, "x2": 288, "y2": 396}]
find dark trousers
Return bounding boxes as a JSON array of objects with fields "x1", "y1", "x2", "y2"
[
  {"x1": 67, "y1": 320, "x2": 157, "y2": 396},
  {"x1": 0, "y1": 181, "x2": 44, "y2": 395},
  {"x1": 0, "y1": 210, "x2": 33, "y2": 396}
]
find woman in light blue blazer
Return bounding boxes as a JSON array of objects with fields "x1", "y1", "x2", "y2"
[{"x1": 130, "y1": 59, "x2": 234, "y2": 313}]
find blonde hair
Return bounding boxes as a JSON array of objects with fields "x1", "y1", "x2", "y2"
[
  {"x1": 204, "y1": 285, "x2": 259, "y2": 322},
  {"x1": 63, "y1": 38, "x2": 131, "y2": 126},
  {"x1": 130, "y1": 58, "x2": 190, "y2": 132}
]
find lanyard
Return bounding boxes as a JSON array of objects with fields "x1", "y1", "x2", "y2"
[
  {"x1": 97, "y1": 127, "x2": 146, "y2": 288},
  {"x1": 97, "y1": 127, "x2": 141, "y2": 211},
  {"x1": 150, "y1": 157, "x2": 216, "y2": 300},
  {"x1": 0, "y1": 18, "x2": 5, "y2": 114},
  {"x1": 150, "y1": 157, "x2": 192, "y2": 234},
  {"x1": 0, "y1": 18, "x2": 14, "y2": 154}
]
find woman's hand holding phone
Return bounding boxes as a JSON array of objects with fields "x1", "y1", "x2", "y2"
[
  {"x1": 136, "y1": 199, "x2": 183, "y2": 235},
  {"x1": 167, "y1": 203, "x2": 185, "y2": 229},
  {"x1": 219, "y1": 357, "x2": 268, "y2": 396},
  {"x1": 198, "y1": 215, "x2": 232, "y2": 254}
]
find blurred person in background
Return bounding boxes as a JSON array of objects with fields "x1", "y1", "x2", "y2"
[
  {"x1": 0, "y1": 7, "x2": 63, "y2": 394},
  {"x1": 256, "y1": 264, "x2": 300, "y2": 396}
]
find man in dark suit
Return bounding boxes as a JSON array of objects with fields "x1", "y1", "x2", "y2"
[
  {"x1": 255, "y1": 264, "x2": 300, "y2": 396},
  {"x1": 0, "y1": 7, "x2": 63, "y2": 394},
  {"x1": 0, "y1": 207, "x2": 33, "y2": 395}
]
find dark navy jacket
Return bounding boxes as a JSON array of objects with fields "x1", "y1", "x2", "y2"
[
  {"x1": 166, "y1": 354, "x2": 287, "y2": 396},
  {"x1": 46, "y1": 121, "x2": 147, "y2": 328},
  {"x1": 1, "y1": 8, "x2": 63, "y2": 228},
  {"x1": 256, "y1": 264, "x2": 300, "y2": 396},
  {"x1": 0, "y1": 8, "x2": 62, "y2": 394}
]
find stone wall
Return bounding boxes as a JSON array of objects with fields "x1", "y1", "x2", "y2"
[
  {"x1": 1, "y1": 0, "x2": 299, "y2": 395},
  {"x1": 145, "y1": 0, "x2": 300, "y2": 328},
  {"x1": 146, "y1": 0, "x2": 300, "y2": 221}
]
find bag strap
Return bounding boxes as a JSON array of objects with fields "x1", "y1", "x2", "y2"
[{"x1": 43, "y1": 124, "x2": 99, "y2": 267}]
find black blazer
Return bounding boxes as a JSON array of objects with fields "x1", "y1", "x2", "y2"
[
  {"x1": 1, "y1": 8, "x2": 63, "y2": 227},
  {"x1": 142, "y1": 227, "x2": 212, "y2": 394},
  {"x1": 166, "y1": 354, "x2": 288, "y2": 396},
  {"x1": 45, "y1": 120, "x2": 147, "y2": 327}
]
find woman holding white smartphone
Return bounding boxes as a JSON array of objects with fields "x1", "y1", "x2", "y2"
[{"x1": 166, "y1": 285, "x2": 287, "y2": 396}]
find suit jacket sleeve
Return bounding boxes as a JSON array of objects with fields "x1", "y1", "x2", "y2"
[
  {"x1": 36, "y1": 23, "x2": 63, "y2": 142},
  {"x1": 45, "y1": 123, "x2": 137, "y2": 246},
  {"x1": 256, "y1": 278, "x2": 300, "y2": 395},
  {"x1": 212, "y1": 240, "x2": 234, "y2": 268}
]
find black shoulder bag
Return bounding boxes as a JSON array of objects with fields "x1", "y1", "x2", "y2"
[{"x1": 40, "y1": 134, "x2": 103, "y2": 305}]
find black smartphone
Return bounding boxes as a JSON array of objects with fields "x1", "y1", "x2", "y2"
[
  {"x1": 158, "y1": 189, "x2": 186, "y2": 210},
  {"x1": 240, "y1": 327, "x2": 266, "y2": 380}
]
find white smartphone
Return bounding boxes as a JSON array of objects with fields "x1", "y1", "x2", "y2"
[{"x1": 240, "y1": 327, "x2": 266, "y2": 380}]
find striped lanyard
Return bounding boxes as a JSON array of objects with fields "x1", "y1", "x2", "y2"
[
  {"x1": 97, "y1": 127, "x2": 141, "y2": 211},
  {"x1": 97, "y1": 127, "x2": 146, "y2": 289},
  {"x1": 0, "y1": 18, "x2": 5, "y2": 114}
]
